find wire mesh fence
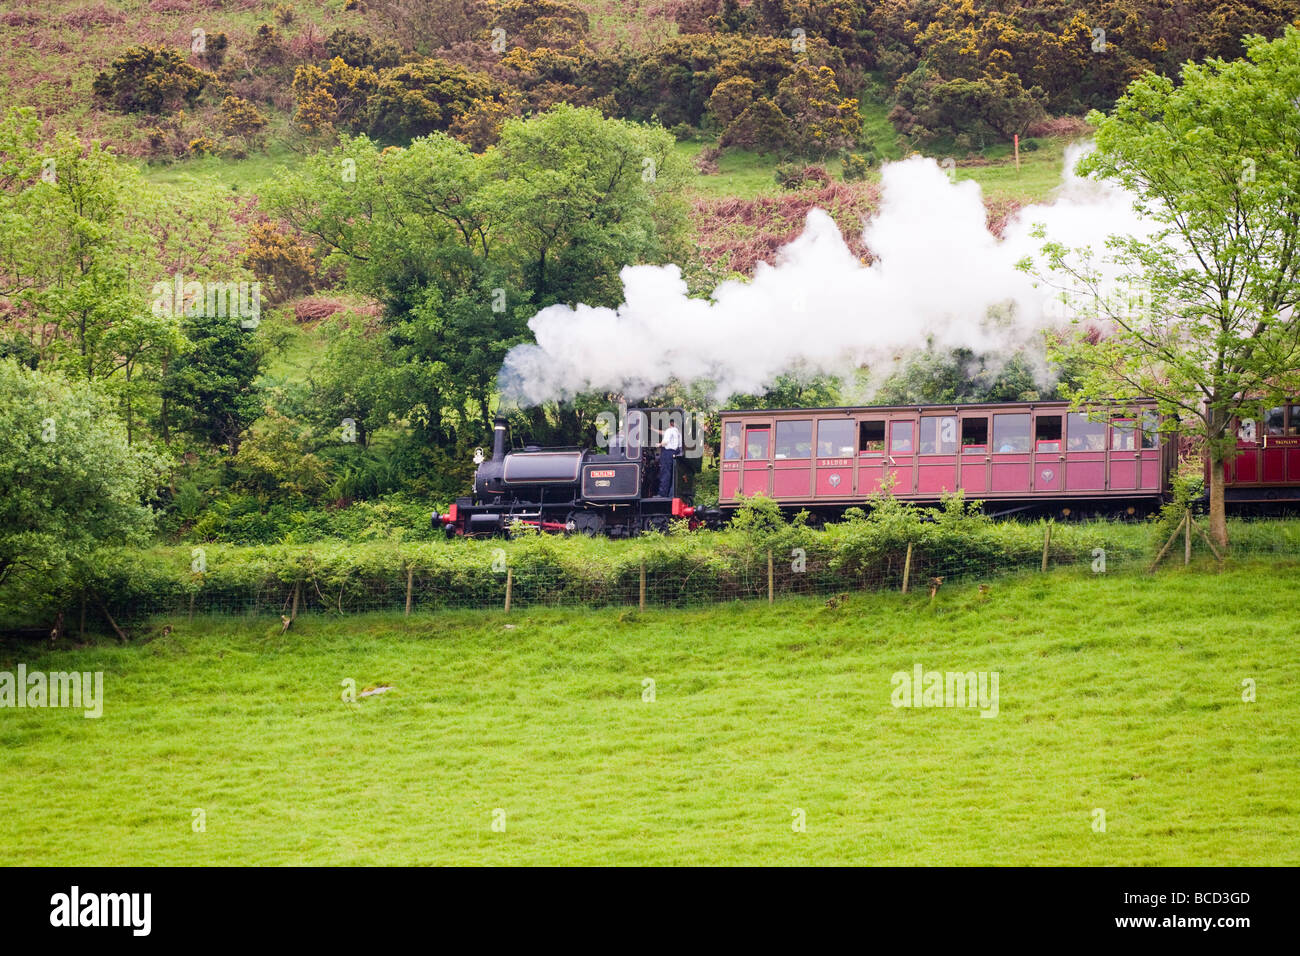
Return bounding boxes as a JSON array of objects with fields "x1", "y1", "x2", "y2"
[{"x1": 4, "y1": 515, "x2": 1297, "y2": 638}]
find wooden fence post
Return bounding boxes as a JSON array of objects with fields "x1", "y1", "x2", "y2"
[
  {"x1": 291, "y1": 580, "x2": 300, "y2": 620},
  {"x1": 1041, "y1": 522, "x2": 1052, "y2": 572},
  {"x1": 504, "y1": 568, "x2": 513, "y2": 613},
  {"x1": 1184, "y1": 513, "x2": 1191, "y2": 566},
  {"x1": 902, "y1": 542, "x2": 913, "y2": 594},
  {"x1": 767, "y1": 550, "x2": 774, "y2": 604},
  {"x1": 1149, "y1": 512, "x2": 1188, "y2": 571},
  {"x1": 639, "y1": 557, "x2": 646, "y2": 611},
  {"x1": 404, "y1": 565, "x2": 414, "y2": 616}
]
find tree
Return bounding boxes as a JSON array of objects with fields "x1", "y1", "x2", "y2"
[
  {"x1": 483, "y1": 104, "x2": 690, "y2": 308},
  {"x1": 161, "y1": 309, "x2": 264, "y2": 454},
  {"x1": 0, "y1": 359, "x2": 161, "y2": 615},
  {"x1": 267, "y1": 107, "x2": 689, "y2": 448},
  {"x1": 1036, "y1": 26, "x2": 1300, "y2": 547},
  {"x1": 0, "y1": 109, "x2": 183, "y2": 441}
]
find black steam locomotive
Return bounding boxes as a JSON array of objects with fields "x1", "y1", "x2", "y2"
[{"x1": 431, "y1": 408, "x2": 704, "y2": 537}]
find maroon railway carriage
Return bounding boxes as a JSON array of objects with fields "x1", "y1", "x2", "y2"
[
  {"x1": 718, "y1": 400, "x2": 1176, "y2": 517},
  {"x1": 1219, "y1": 402, "x2": 1300, "y2": 505}
]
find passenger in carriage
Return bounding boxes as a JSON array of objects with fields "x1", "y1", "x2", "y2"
[{"x1": 724, "y1": 432, "x2": 741, "y2": 460}]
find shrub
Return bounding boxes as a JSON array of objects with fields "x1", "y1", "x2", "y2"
[
  {"x1": 841, "y1": 152, "x2": 869, "y2": 180},
  {"x1": 92, "y1": 45, "x2": 212, "y2": 114},
  {"x1": 241, "y1": 221, "x2": 317, "y2": 302},
  {"x1": 219, "y1": 95, "x2": 268, "y2": 143}
]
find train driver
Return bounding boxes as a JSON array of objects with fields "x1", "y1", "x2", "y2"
[{"x1": 659, "y1": 419, "x2": 682, "y2": 497}]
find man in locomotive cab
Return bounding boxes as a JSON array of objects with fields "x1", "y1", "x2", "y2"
[{"x1": 658, "y1": 416, "x2": 682, "y2": 497}]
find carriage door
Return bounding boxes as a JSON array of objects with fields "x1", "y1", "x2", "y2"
[
  {"x1": 1138, "y1": 411, "x2": 1162, "y2": 490},
  {"x1": 917, "y1": 415, "x2": 958, "y2": 495},
  {"x1": 1065, "y1": 412, "x2": 1106, "y2": 490},
  {"x1": 1108, "y1": 418, "x2": 1140, "y2": 491},
  {"x1": 1228, "y1": 416, "x2": 1259, "y2": 483},
  {"x1": 858, "y1": 419, "x2": 887, "y2": 494},
  {"x1": 887, "y1": 417, "x2": 917, "y2": 494},
  {"x1": 740, "y1": 423, "x2": 772, "y2": 497},
  {"x1": 1033, "y1": 413, "x2": 1063, "y2": 492},
  {"x1": 958, "y1": 415, "x2": 989, "y2": 494}
]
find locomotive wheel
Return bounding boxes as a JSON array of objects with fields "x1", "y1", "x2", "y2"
[
  {"x1": 644, "y1": 514, "x2": 671, "y2": 534},
  {"x1": 568, "y1": 510, "x2": 605, "y2": 536}
]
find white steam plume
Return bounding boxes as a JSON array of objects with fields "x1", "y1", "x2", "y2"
[{"x1": 499, "y1": 142, "x2": 1156, "y2": 406}]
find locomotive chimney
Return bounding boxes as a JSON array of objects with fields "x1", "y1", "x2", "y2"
[{"x1": 492, "y1": 416, "x2": 508, "y2": 462}]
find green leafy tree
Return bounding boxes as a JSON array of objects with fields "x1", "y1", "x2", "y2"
[
  {"x1": 161, "y1": 310, "x2": 264, "y2": 454},
  {"x1": 483, "y1": 104, "x2": 690, "y2": 308},
  {"x1": 0, "y1": 360, "x2": 161, "y2": 612},
  {"x1": 1035, "y1": 26, "x2": 1300, "y2": 547},
  {"x1": 0, "y1": 109, "x2": 183, "y2": 441},
  {"x1": 268, "y1": 107, "x2": 689, "y2": 447}
]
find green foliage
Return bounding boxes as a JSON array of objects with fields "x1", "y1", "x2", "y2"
[
  {"x1": 1039, "y1": 26, "x2": 1300, "y2": 544},
  {"x1": 366, "y1": 59, "x2": 496, "y2": 142},
  {"x1": 91, "y1": 45, "x2": 212, "y2": 114},
  {"x1": 325, "y1": 27, "x2": 402, "y2": 70},
  {"x1": 0, "y1": 360, "x2": 162, "y2": 617},
  {"x1": 841, "y1": 152, "x2": 870, "y2": 181},
  {"x1": 874, "y1": 348, "x2": 1048, "y2": 405},
  {"x1": 231, "y1": 407, "x2": 331, "y2": 500},
  {"x1": 0, "y1": 108, "x2": 189, "y2": 439},
  {"x1": 161, "y1": 309, "x2": 264, "y2": 453}
]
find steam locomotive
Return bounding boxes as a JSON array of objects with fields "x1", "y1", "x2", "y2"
[{"x1": 431, "y1": 407, "x2": 705, "y2": 538}]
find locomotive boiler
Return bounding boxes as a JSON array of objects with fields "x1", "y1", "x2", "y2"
[{"x1": 432, "y1": 407, "x2": 702, "y2": 538}]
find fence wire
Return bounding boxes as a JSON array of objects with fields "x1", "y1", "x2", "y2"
[{"x1": 4, "y1": 517, "x2": 1296, "y2": 638}]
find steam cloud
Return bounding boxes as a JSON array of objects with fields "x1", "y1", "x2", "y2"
[{"x1": 499, "y1": 143, "x2": 1156, "y2": 406}]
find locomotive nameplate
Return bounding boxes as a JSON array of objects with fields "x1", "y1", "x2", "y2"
[{"x1": 590, "y1": 469, "x2": 616, "y2": 478}]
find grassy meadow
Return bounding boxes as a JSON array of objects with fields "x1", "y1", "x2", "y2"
[{"x1": 1, "y1": 562, "x2": 1296, "y2": 866}]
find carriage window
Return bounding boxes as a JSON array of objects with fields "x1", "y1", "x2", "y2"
[
  {"x1": 817, "y1": 419, "x2": 855, "y2": 458},
  {"x1": 1110, "y1": 419, "x2": 1137, "y2": 451},
  {"x1": 774, "y1": 420, "x2": 812, "y2": 459},
  {"x1": 1289, "y1": 406, "x2": 1300, "y2": 436},
  {"x1": 1237, "y1": 418, "x2": 1257, "y2": 442},
  {"x1": 993, "y1": 413, "x2": 1031, "y2": 453},
  {"x1": 891, "y1": 421, "x2": 915, "y2": 453},
  {"x1": 1066, "y1": 413, "x2": 1106, "y2": 451},
  {"x1": 1034, "y1": 415, "x2": 1062, "y2": 453},
  {"x1": 919, "y1": 416, "x2": 957, "y2": 454},
  {"x1": 961, "y1": 417, "x2": 988, "y2": 454},
  {"x1": 1141, "y1": 411, "x2": 1159, "y2": 449},
  {"x1": 745, "y1": 427, "x2": 770, "y2": 460},
  {"x1": 1266, "y1": 406, "x2": 1285, "y2": 435},
  {"x1": 723, "y1": 422, "x2": 742, "y2": 460},
  {"x1": 859, "y1": 420, "x2": 885, "y2": 455}
]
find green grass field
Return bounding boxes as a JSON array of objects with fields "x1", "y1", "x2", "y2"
[{"x1": 2, "y1": 563, "x2": 1296, "y2": 865}]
